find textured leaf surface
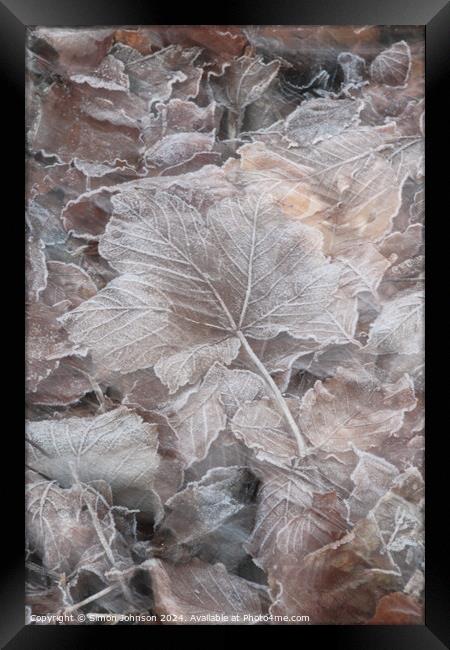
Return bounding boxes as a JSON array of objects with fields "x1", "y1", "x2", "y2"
[
  {"x1": 26, "y1": 472, "x2": 134, "y2": 577},
  {"x1": 366, "y1": 290, "x2": 424, "y2": 355},
  {"x1": 370, "y1": 41, "x2": 411, "y2": 87},
  {"x1": 62, "y1": 191, "x2": 344, "y2": 391},
  {"x1": 147, "y1": 558, "x2": 264, "y2": 622},
  {"x1": 26, "y1": 408, "x2": 160, "y2": 515},
  {"x1": 25, "y1": 26, "x2": 425, "y2": 625},
  {"x1": 299, "y1": 368, "x2": 416, "y2": 452}
]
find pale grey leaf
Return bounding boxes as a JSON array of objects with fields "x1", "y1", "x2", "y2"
[
  {"x1": 62, "y1": 191, "x2": 343, "y2": 393},
  {"x1": 209, "y1": 55, "x2": 281, "y2": 113},
  {"x1": 168, "y1": 364, "x2": 267, "y2": 465},
  {"x1": 159, "y1": 466, "x2": 257, "y2": 547},
  {"x1": 299, "y1": 367, "x2": 417, "y2": 453},
  {"x1": 283, "y1": 97, "x2": 362, "y2": 145},
  {"x1": 369, "y1": 467, "x2": 424, "y2": 583},
  {"x1": 336, "y1": 243, "x2": 391, "y2": 297},
  {"x1": 365, "y1": 290, "x2": 424, "y2": 355},
  {"x1": 347, "y1": 448, "x2": 399, "y2": 523},
  {"x1": 26, "y1": 407, "x2": 161, "y2": 516},
  {"x1": 232, "y1": 397, "x2": 299, "y2": 466}
]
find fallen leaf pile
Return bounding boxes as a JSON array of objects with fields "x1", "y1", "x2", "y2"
[{"x1": 25, "y1": 25, "x2": 424, "y2": 625}]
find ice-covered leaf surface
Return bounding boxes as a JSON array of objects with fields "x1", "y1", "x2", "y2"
[
  {"x1": 146, "y1": 558, "x2": 265, "y2": 623},
  {"x1": 26, "y1": 408, "x2": 161, "y2": 516},
  {"x1": 25, "y1": 26, "x2": 424, "y2": 625},
  {"x1": 61, "y1": 191, "x2": 344, "y2": 389}
]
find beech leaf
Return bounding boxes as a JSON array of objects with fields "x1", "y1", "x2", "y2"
[
  {"x1": 146, "y1": 557, "x2": 265, "y2": 623},
  {"x1": 370, "y1": 41, "x2": 411, "y2": 87}
]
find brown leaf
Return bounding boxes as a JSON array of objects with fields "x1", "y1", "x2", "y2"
[
  {"x1": 26, "y1": 472, "x2": 134, "y2": 578},
  {"x1": 299, "y1": 367, "x2": 416, "y2": 452},
  {"x1": 41, "y1": 261, "x2": 97, "y2": 308},
  {"x1": 146, "y1": 558, "x2": 265, "y2": 623},
  {"x1": 368, "y1": 592, "x2": 423, "y2": 624}
]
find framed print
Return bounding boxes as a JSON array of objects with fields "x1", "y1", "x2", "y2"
[{"x1": 2, "y1": 0, "x2": 449, "y2": 646}]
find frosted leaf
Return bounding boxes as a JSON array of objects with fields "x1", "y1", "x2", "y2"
[
  {"x1": 41, "y1": 261, "x2": 97, "y2": 308},
  {"x1": 299, "y1": 368, "x2": 416, "y2": 453},
  {"x1": 146, "y1": 558, "x2": 264, "y2": 623},
  {"x1": 307, "y1": 290, "x2": 359, "y2": 345},
  {"x1": 276, "y1": 491, "x2": 347, "y2": 558},
  {"x1": 409, "y1": 186, "x2": 424, "y2": 224},
  {"x1": 120, "y1": 368, "x2": 175, "y2": 413},
  {"x1": 29, "y1": 28, "x2": 115, "y2": 74},
  {"x1": 169, "y1": 379, "x2": 226, "y2": 466},
  {"x1": 209, "y1": 55, "x2": 281, "y2": 113},
  {"x1": 370, "y1": 41, "x2": 411, "y2": 87},
  {"x1": 232, "y1": 397, "x2": 300, "y2": 466},
  {"x1": 169, "y1": 364, "x2": 267, "y2": 465},
  {"x1": 26, "y1": 407, "x2": 161, "y2": 516},
  {"x1": 245, "y1": 463, "x2": 318, "y2": 568},
  {"x1": 26, "y1": 237, "x2": 48, "y2": 302},
  {"x1": 292, "y1": 340, "x2": 363, "y2": 380},
  {"x1": 145, "y1": 412, "x2": 185, "y2": 507},
  {"x1": 347, "y1": 449, "x2": 399, "y2": 522},
  {"x1": 125, "y1": 45, "x2": 202, "y2": 104},
  {"x1": 269, "y1": 517, "x2": 401, "y2": 624},
  {"x1": 27, "y1": 354, "x2": 94, "y2": 406},
  {"x1": 26, "y1": 301, "x2": 81, "y2": 392},
  {"x1": 143, "y1": 99, "x2": 219, "y2": 149},
  {"x1": 225, "y1": 141, "x2": 328, "y2": 219},
  {"x1": 70, "y1": 54, "x2": 130, "y2": 91},
  {"x1": 62, "y1": 191, "x2": 343, "y2": 391},
  {"x1": 26, "y1": 195, "x2": 68, "y2": 247},
  {"x1": 242, "y1": 124, "x2": 407, "y2": 251},
  {"x1": 282, "y1": 125, "x2": 407, "y2": 250},
  {"x1": 378, "y1": 226, "x2": 424, "y2": 298},
  {"x1": 234, "y1": 334, "x2": 323, "y2": 374},
  {"x1": 337, "y1": 51, "x2": 366, "y2": 87},
  {"x1": 158, "y1": 466, "x2": 258, "y2": 547},
  {"x1": 32, "y1": 82, "x2": 146, "y2": 167},
  {"x1": 369, "y1": 467, "x2": 424, "y2": 582},
  {"x1": 26, "y1": 472, "x2": 134, "y2": 577},
  {"x1": 283, "y1": 98, "x2": 362, "y2": 145},
  {"x1": 145, "y1": 132, "x2": 215, "y2": 170},
  {"x1": 379, "y1": 224, "x2": 423, "y2": 264},
  {"x1": 186, "y1": 430, "x2": 251, "y2": 484},
  {"x1": 365, "y1": 290, "x2": 424, "y2": 355},
  {"x1": 203, "y1": 364, "x2": 268, "y2": 418},
  {"x1": 61, "y1": 272, "x2": 241, "y2": 392},
  {"x1": 336, "y1": 243, "x2": 391, "y2": 297}
]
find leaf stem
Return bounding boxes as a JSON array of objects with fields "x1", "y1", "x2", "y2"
[
  {"x1": 236, "y1": 331, "x2": 306, "y2": 457},
  {"x1": 62, "y1": 584, "x2": 118, "y2": 614}
]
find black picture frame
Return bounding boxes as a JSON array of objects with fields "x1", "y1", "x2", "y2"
[{"x1": 3, "y1": 1, "x2": 449, "y2": 647}]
